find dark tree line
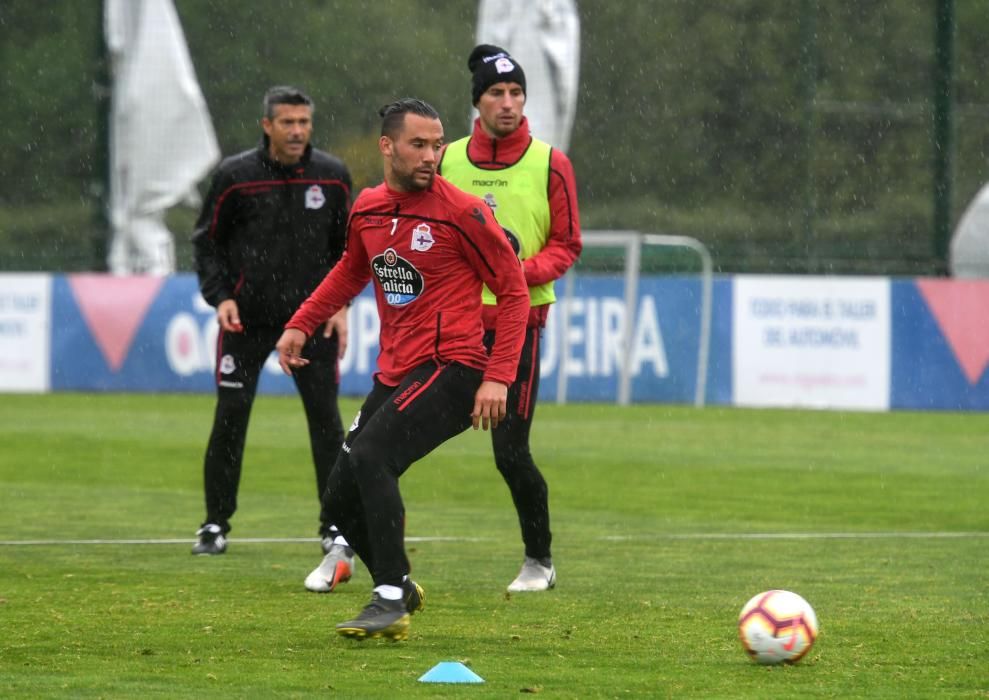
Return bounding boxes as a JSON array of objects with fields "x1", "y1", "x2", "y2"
[{"x1": 1, "y1": 1, "x2": 986, "y2": 274}]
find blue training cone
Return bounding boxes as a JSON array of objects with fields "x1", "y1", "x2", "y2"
[{"x1": 418, "y1": 661, "x2": 485, "y2": 684}]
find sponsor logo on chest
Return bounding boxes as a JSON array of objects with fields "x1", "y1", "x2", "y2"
[{"x1": 371, "y1": 247, "x2": 425, "y2": 307}]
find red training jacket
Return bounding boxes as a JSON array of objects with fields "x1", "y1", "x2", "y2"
[
  {"x1": 438, "y1": 116, "x2": 582, "y2": 329},
  {"x1": 286, "y1": 175, "x2": 530, "y2": 387}
]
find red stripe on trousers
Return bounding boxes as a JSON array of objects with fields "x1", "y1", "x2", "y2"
[
  {"x1": 396, "y1": 364, "x2": 445, "y2": 412},
  {"x1": 518, "y1": 328, "x2": 538, "y2": 419}
]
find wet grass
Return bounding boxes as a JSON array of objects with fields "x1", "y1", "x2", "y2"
[{"x1": 0, "y1": 393, "x2": 986, "y2": 698}]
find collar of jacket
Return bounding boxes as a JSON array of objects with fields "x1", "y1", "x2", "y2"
[{"x1": 467, "y1": 116, "x2": 532, "y2": 166}]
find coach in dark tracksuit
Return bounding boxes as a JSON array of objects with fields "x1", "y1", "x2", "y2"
[{"x1": 189, "y1": 86, "x2": 351, "y2": 555}]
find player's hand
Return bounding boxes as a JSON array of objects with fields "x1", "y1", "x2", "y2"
[
  {"x1": 323, "y1": 307, "x2": 349, "y2": 359},
  {"x1": 276, "y1": 328, "x2": 310, "y2": 375},
  {"x1": 471, "y1": 380, "x2": 508, "y2": 431},
  {"x1": 217, "y1": 299, "x2": 243, "y2": 332}
]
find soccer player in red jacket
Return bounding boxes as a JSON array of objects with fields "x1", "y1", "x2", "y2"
[{"x1": 276, "y1": 98, "x2": 529, "y2": 641}]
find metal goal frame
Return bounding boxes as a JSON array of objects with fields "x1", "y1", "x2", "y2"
[{"x1": 555, "y1": 231, "x2": 713, "y2": 406}]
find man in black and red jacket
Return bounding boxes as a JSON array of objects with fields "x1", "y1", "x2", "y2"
[{"x1": 190, "y1": 85, "x2": 351, "y2": 556}]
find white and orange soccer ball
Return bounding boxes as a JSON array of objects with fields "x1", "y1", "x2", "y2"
[{"x1": 737, "y1": 589, "x2": 819, "y2": 665}]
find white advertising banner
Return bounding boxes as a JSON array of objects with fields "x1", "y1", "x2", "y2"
[
  {"x1": 0, "y1": 274, "x2": 51, "y2": 392},
  {"x1": 733, "y1": 276, "x2": 890, "y2": 410}
]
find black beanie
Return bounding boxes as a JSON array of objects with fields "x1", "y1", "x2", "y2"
[{"x1": 468, "y1": 44, "x2": 526, "y2": 105}]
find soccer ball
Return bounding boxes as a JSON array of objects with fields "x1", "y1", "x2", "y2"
[{"x1": 737, "y1": 589, "x2": 818, "y2": 665}]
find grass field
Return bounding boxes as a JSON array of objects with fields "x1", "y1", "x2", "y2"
[{"x1": 0, "y1": 392, "x2": 986, "y2": 698}]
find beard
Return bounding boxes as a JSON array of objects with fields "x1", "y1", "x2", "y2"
[{"x1": 392, "y1": 165, "x2": 434, "y2": 192}]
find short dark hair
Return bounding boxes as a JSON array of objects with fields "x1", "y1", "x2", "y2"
[
  {"x1": 378, "y1": 98, "x2": 440, "y2": 138},
  {"x1": 263, "y1": 86, "x2": 314, "y2": 119}
]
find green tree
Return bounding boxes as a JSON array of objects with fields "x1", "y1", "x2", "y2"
[{"x1": 2, "y1": 1, "x2": 988, "y2": 274}]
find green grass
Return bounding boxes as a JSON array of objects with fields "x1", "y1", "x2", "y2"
[{"x1": 0, "y1": 393, "x2": 986, "y2": 698}]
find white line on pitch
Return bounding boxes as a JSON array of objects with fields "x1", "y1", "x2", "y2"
[
  {"x1": 600, "y1": 531, "x2": 989, "y2": 541},
  {"x1": 0, "y1": 531, "x2": 985, "y2": 546},
  {"x1": 0, "y1": 536, "x2": 493, "y2": 546}
]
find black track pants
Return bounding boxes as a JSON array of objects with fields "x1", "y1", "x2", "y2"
[
  {"x1": 484, "y1": 327, "x2": 552, "y2": 560},
  {"x1": 202, "y1": 326, "x2": 342, "y2": 532},
  {"x1": 321, "y1": 360, "x2": 483, "y2": 587}
]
